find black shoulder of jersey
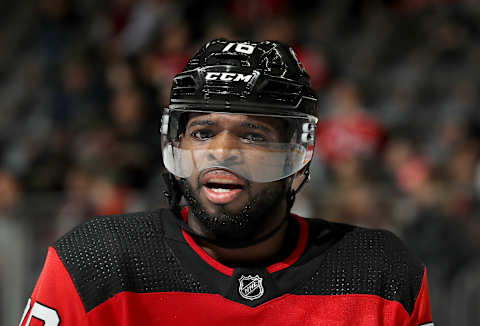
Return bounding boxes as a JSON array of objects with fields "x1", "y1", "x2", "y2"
[
  {"x1": 297, "y1": 219, "x2": 425, "y2": 315},
  {"x1": 53, "y1": 209, "x2": 208, "y2": 312}
]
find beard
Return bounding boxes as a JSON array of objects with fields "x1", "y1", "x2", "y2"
[{"x1": 178, "y1": 177, "x2": 288, "y2": 242}]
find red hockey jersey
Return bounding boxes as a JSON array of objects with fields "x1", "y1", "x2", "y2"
[{"x1": 20, "y1": 209, "x2": 433, "y2": 325}]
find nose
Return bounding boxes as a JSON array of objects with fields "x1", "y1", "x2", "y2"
[{"x1": 207, "y1": 131, "x2": 241, "y2": 164}]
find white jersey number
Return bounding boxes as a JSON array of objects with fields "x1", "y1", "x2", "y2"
[
  {"x1": 222, "y1": 42, "x2": 255, "y2": 54},
  {"x1": 19, "y1": 299, "x2": 60, "y2": 326}
]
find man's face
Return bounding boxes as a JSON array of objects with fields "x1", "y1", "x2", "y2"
[{"x1": 177, "y1": 113, "x2": 290, "y2": 241}]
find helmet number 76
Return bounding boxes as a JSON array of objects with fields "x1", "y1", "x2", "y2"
[{"x1": 222, "y1": 42, "x2": 255, "y2": 54}]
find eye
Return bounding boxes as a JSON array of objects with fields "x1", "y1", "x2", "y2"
[
  {"x1": 242, "y1": 133, "x2": 265, "y2": 142},
  {"x1": 191, "y1": 129, "x2": 215, "y2": 140}
]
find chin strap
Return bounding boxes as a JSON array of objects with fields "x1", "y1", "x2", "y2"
[
  {"x1": 162, "y1": 172, "x2": 182, "y2": 215},
  {"x1": 286, "y1": 166, "x2": 311, "y2": 210}
]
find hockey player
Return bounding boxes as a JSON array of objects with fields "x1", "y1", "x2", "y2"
[{"x1": 20, "y1": 39, "x2": 433, "y2": 325}]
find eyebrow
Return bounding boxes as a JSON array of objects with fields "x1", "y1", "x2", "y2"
[
  {"x1": 187, "y1": 118, "x2": 273, "y2": 133},
  {"x1": 239, "y1": 121, "x2": 272, "y2": 133},
  {"x1": 188, "y1": 119, "x2": 216, "y2": 128}
]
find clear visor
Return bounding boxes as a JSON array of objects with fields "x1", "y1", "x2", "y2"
[{"x1": 160, "y1": 108, "x2": 317, "y2": 183}]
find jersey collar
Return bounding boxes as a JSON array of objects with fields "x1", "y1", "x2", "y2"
[{"x1": 180, "y1": 206, "x2": 309, "y2": 277}]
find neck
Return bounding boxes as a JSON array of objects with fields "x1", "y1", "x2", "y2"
[{"x1": 187, "y1": 200, "x2": 294, "y2": 266}]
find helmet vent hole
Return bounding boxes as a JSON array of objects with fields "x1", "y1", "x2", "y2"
[
  {"x1": 172, "y1": 76, "x2": 197, "y2": 94},
  {"x1": 207, "y1": 53, "x2": 250, "y2": 67},
  {"x1": 174, "y1": 76, "x2": 196, "y2": 88},
  {"x1": 259, "y1": 80, "x2": 302, "y2": 95}
]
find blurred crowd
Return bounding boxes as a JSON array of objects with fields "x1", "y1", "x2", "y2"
[{"x1": 1, "y1": 0, "x2": 480, "y2": 324}]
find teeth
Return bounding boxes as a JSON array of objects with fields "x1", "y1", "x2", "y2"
[{"x1": 211, "y1": 188, "x2": 232, "y2": 193}]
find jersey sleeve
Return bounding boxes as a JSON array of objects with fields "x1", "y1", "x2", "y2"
[
  {"x1": 19, "y1": 247, "x2": 90, "y2": 326},
  {"x1": 408, "y1": 267, "x2": 433, "y2": 326}
]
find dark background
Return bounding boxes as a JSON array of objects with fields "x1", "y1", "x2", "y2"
[{"x1": 1, "y1": 0, "x2": 480, "y2": 325}]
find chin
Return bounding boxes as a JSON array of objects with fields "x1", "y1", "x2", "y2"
[
  {"x1": 200, "y1": 193, "x2": 249, "y2": 215},
  {"x1": 179, "y1": 176, "x2": 288, "y2": 240}
]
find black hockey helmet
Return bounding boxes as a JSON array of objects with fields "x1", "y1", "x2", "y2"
[{"x1": 168, "y1": 39, "x2": 318, "y2": 117}]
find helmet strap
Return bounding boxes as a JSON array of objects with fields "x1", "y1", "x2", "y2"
[
  {"x1": 286, "y1": 164, "x2": 311, "y2": 210},
  {"x1": 162, "y1": 172, "x2": 182, "y2": 214}
]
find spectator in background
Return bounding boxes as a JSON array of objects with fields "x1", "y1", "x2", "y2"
[
  {"x1": 316, "y1": 80, "x2": 385, "y2": 165},
  {"x1": 119, "y1": 0, "x2": 179, "y2": 56},
  {"x1": 0, "y1": 171, "x2": 28, "y2": 326},
  {"x1": 383, "y1": 136, "x2": 430, "y2": 198},
  {"x1": 52, "y1": 57, "x2": 99, "y2": 126},
  {"x1": 399, "y1": 168, "x2": 475, "y2": 323},
  {"x1": 56, "y1": 166, "x2": 94, "y2": 236}
]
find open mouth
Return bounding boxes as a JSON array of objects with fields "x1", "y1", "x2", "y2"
[{"x1": 201, "y1": 170, "x2": 245, "y2": 204}]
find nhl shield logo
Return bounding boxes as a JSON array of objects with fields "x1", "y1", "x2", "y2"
[{"x1": 238, "y1": 275, "x2": 264, "y2": 301}]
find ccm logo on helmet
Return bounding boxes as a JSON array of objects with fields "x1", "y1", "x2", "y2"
[{"x1": 205, "y1": 72, "x2": 253, "y2": 82}]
